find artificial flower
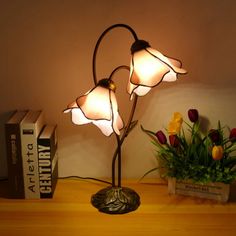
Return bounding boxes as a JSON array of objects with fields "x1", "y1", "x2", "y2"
[
  {"x1": 142, "y1": 108, "x2": 236, "y2": 184},
  {"x1": 168, "y1": 121, "x2": 181, "y2": 135},
  {"x1": 155, "y1": 130, "x2": 167, "y2": 145},
  {"x1": 172, "y1": 112, "x2": 183, "y2": 123},
  {"x1": 169, "y1": 135, "x2": 179, "y2": 147},
  {"x1": 168, "y1": 112, "x2": 183, "y2": 135},
  {"x1": 188, "y1": 109, "x2": 199, "y2": 123},
  {"x1": 212, "y1": 145, "x2": 224, "y2": 160},
  {"x1": 208, "y1": 129, "x2": 220, "y2": 144},
  {"x1": 229, "y1": 128, "x2": 236, "y2": 142}
]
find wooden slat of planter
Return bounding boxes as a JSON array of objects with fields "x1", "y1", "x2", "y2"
[{"x1": 168, "y1": 178, "x2": 230, "y2": 202}]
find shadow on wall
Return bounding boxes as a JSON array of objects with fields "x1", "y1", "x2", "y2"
[
  {"x1": 0, "y1": 111, "x2": 15, "y2": 178},
  {"x1": 200, "y1": 115, "x2": 210, "y2": 134}
]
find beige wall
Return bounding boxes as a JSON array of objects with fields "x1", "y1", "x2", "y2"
[{"x1": 1, "y1": 0, "x2": 236, "y2": 179}]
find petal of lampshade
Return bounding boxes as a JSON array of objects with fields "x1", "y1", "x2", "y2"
[
  {"x1": 64, "y1": 101, "x2": 78, "y2": 110},
  {"x1": 64, "y1": 101, "x2": 91, "y2": 125},
  {"x1": 110, "y1": 91, "x2": 124, "y2": 135},
  {"x1": 127, "y1": 79, "x2": 152, "y2": 98},
  {"x1": 71, "y1": 108, "x2": 91, "y2": 125},
  {"x1": 127, "y1": 47, "x2": 186, "y2": 98},
  {"x1": 146, "y1": 48, "x2": 186, "y2": 75},
  {"x1": 93, "y1": 119, "x2": 114, "y2": 136}
]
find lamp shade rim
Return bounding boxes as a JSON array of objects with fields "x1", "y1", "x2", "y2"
[{"x1": 145, "y1": 48, "x2": 187, "y2": 74}]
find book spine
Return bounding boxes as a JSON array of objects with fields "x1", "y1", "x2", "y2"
[
  {"x1": 51, "y1": 155, "x2": 58, "y2": 197},
  {"x1": 21, "y1": 124, "x2": 41, "y2": 199},
  {"x1": 5, "y1": 123, "x2": 24, "y2": 198},
  {"x1": 38, "y1": 130, "x2": 58, "y2": 198}
]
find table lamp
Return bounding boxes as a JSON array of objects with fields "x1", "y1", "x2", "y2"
[{"x1": 64, "y1": 24, "x2": 186, "y2": 214}]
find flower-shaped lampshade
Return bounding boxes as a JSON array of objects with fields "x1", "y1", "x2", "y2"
[
  {"x1": 64, "y1": 79, "x2": 124, "y2": 136},
  {"x1": 127, "y1": 40, "x2": 187, "y2": 98}
]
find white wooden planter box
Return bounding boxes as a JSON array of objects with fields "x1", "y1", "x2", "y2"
[{"x1": 168, "y1": 178, "x2": 230, "y2": 202}]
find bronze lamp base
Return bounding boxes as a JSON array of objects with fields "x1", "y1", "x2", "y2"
[{"x1": 91, "y1": 186, "x2": 140, "y2": 214}]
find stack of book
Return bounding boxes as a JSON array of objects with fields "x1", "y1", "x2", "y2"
[{"x1": 5, "y1": 110, "x2": 58, "y2": 199}]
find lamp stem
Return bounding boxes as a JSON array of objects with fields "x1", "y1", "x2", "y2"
[
  {"x1": 116, "y1": 134, "x2": 122, "y2": 188},
  {"x1": 92, "y1": 24, "x2": 139, "y2": 188},
  {"x1": 112, "y1": 134, "x2": 121, "y2": 187},
  {"x1": 92, "y1": 24, "x2": 138, "y2": 85},
  {"x1": 111, "y1": 94, "x2": 138, "y2": 187},
  {"x1": 108, "y1": 65, "x2": 130, "y2": 81}
]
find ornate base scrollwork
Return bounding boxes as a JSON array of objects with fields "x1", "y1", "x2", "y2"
[{"x1": 91, "y1": 186, "x2": 140, "y2": 214}]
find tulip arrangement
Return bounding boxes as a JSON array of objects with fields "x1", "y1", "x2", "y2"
[{"x1": 141, "y1": 109, "x2": 236, "y2": 184}]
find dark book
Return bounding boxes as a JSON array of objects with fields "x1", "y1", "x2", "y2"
[
  {"x1": 20, "y1": 110, "x2": 44, "y2": 199},
  {"x1": 5, "y1": 110, "x2": 28, "y2": 198},
  {"x1": 37, "y1": 125, "x2": 58, "y2": 198}
]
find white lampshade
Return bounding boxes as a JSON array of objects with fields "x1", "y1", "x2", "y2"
[
  {"x1": 64, "y1": 80, "x2": 124, "y2": 136},
  {"x1": 127, "y1": 41, "x2": 187, "y2": 99}
]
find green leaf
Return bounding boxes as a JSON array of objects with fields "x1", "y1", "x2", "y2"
[
  {"x1": 139, "y1": 167, "x2": 159, "y2": 181},
  {"x1": 223, "y1": 157, "x2": 236, "y2": 169}
]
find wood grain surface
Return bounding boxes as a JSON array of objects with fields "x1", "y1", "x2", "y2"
[{"x1": 0, "y1": 179, "x2": 236, "y2": 236}]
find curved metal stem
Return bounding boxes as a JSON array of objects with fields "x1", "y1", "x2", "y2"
[
  {"x1": 112, "y1": 94, "x2": 138, "y2": 187},
  {"x1": 109, "y1": 65, "x2": 130, "y2": 187},
  {"x1": 92, "y1": 24, "x2": 139, "y2": 188},
  {"x1": 92, "y1": 24, "x2": 138, "y2": 85},
  {"x1": 108, "y1": 65, "x2": 130, "y2": 81},
  {"x1": 112, "y1": 134, "x2": 121, "y2": 187}
]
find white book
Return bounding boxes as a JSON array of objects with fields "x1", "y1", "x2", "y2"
[{"x1": 20, "y1": 110, "x2": 44, "y2": 199}]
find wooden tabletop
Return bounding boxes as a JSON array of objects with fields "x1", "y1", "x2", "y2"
[{"x1": 0, "y1": 179, "x2": 236, "y2": 236}]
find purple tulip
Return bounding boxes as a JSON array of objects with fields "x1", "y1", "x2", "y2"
[
  {"x1": 155, "y1": 130, "x2": 167, "y2": 145},
  {"x1": 188, "y1": 109, "x2": 199, "y2": 123},
  {"x1": 229, "y1": 128, "x2": 236, "y2": 142},
  {"x1": 169, "y1": 135, "x2": 179, "y2": 147},
  {"x1": 208, "y1": 129, "x2": 220, "y2": 144}
]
